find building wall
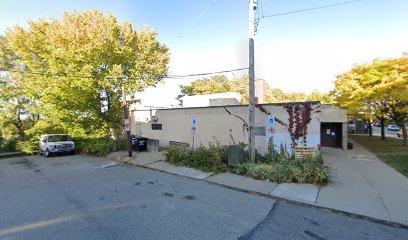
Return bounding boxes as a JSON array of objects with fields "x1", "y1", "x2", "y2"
[
  {"x1": 131, "y1": 103, "x2": 321, "y2": 155},
  {"x1": 320, "y1": 105, "x2": 348, "y2": 149},
  {"x1": 342, "y1": 122, "x2": 348, "y2": 149}
]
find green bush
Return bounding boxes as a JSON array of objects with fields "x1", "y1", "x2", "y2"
[
  {"x1": 75, "y1": 137, "x2": 127, "y2": 156},
  {"x1": 230, "y1": 155, "x2": 330, "y2": 184},
  {"x1": 165, "y1": 139, "x2": 330, "y2": 184},
  {"x1": 0, "y1": 138, "x2": 18, "y2": 153},
  {"x1": 165, "y1": 139, "x2": 228, "y2": 172},
  {"x1": 16, "y1": 139, "x2": 39, "y2": 154}
]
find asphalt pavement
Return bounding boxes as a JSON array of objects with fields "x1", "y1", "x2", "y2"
[
  {"x1": 371, "y1": 126, "x2": 401, "y2": 138},
  {"x1": 0, "y1": 155, "x2": 407, "y2": 240}
]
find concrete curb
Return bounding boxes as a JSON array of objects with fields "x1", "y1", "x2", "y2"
[
  {"x1": 201, "y1": 175, "x2": 408, "y2": 230},
  {"x1": 109, "y1": 157, "x2": 408, "y2": 230}
]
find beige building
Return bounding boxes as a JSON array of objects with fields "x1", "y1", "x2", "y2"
[{"x1": 130, "y1": 101, "x2": 347, "y2": 154}]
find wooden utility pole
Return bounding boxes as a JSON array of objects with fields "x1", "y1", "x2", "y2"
[
  {"x1": 248, "y1": 0, "x2": 257, "y2": 161},
  {"x1": 122, "y1": 86, "x2": 132, "y2": 157}
]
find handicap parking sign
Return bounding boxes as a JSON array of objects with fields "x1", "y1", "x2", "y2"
[{"x1": 268, "y1": 115, "x2": 275, "y2": 128}]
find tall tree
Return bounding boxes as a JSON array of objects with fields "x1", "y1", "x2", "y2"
[
  {"x1": 1, "y1": 10, "x2": 170, "y2": 139},
  {"x1": 332, "y1": 57, "x2": 408, "y2": 145}
]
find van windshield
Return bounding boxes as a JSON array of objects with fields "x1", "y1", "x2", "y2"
[{"x1": 48, "y1": 135, "x2": 71, "y2": 142}]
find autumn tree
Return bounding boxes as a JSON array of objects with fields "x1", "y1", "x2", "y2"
[
  {"x1": 332, "y1": 57, "x2": 408, "y2": 145},
  {"x1": 306, "y1": 91, "x2": 335, "y2": 104},
  {"x1": 0, "y1": 10, "x2": 170, "y2": 144},
  {"x1": 177, "y1": 74, "x2": 333, "y2": 105}
]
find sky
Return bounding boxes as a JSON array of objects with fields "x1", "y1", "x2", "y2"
[{"x1": 1, "y1": 0, "x2": 407, "y2": 107}]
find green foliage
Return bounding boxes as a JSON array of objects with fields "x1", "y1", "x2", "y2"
[
  {"x1": 231, "y1": 156, "x2": 330, "y2": 184},
  {"x1": 16, "y1": 138, "x2": 39, "y2": 154},
  {"x1": 332, "y1": 57, "x2": 408, "y2": 144},
  {"x1": 165, "y1": 139, "x2": 228, "y2": 173},
  {"x1": 0, "y1": 9, "x2": 170, "y2": 151},
  {"x1": 306, "y1": 91, "x2": 335, "y2": 104},
  {"x1": 0, "y1": 138, "x2": 18, "y2": 153},
  {"x1": 75, "y1": 137, "x2": 127, "y2": 157},
  {"x1": 177, "y1": 74, "x2": 334, "y2": 105},
  {"x1": 165, "y1": 140, "x2": 330, "y2": 184}
]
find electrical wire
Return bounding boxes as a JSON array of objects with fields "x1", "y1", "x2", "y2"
[
  {"x1": 0, "y1": 67, "x2": 248, "y2": 80},
  {"x1": 178, "y1": 0, "x2": 217, "y2": 40},
  {"x1": 258, "y1": 0, "x2": 363, "y2": 19},
  {"x1": 167, "y1": 67, "x2": 248, "y2": 78}
]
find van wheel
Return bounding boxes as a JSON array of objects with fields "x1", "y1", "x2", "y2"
[{"x1": 45, "y1": 149, "x2": 51, "y2": 158}]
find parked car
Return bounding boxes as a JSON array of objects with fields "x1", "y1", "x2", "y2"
[
  {"x1": 397, "y1": 128, "x2": 408, "y2": 138},
  {"x1": 39, "y1": 134, "x2": 75, "y2": 157},
  {"x1": 387, "y1": 125, "x2": 400, "y2": 131}
]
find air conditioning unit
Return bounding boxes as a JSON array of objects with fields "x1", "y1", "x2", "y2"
[{"x1": 151, "y1": 115, "x2": 159, "y2": 123}]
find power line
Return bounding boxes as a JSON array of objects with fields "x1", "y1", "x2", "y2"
[
  {"x1": 259, "y1": 0, "x2": 363, "y2": 19},
  {"x1": 167, "y1": 67, "x2": 248, "y2": 78},
  {"x1": 178, "y1": 0, "x2": 217, "y2": 40},
  {"x1": 0, "y1": 67, "x2": 248, "y2": 80}
]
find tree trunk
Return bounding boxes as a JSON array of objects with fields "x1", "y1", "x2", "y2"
[
  {"x1": 380, "y1": 117, "x2": 385, "y2": 140},
  {"x1": 368, "y1": 122, "x2": 373, "y2": 137},
  {"x1": 402, "y1": 124, "x2": 407, "y2": 146}
]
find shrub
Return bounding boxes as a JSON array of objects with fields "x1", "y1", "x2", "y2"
[
  {"x1": 16, "y1": 139, "x2": 39, "y2": 154},
  {"x1": 0, "y1": 138, "x2": 18, "y2": 153},
  {"x1": 165, "y1": 139, "x2": 228, "y2": 172},
  {"x1": 165, "y1": 139, "x2": 330, "y2": 184},
  {"x1": 231, "y1": 155, "x2": 330, "y2": 184},
  {"x1": 75, "y1": 137, "x2": 127, "y2": 157}
]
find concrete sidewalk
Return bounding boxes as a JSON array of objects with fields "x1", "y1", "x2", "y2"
[{"x1": 108, "y1": 145, "x2": 408, "y2": 226}]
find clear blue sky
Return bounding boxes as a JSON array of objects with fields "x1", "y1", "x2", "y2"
[{"x1": 1, "y1": 0, "x2": 407, "y2": 105}]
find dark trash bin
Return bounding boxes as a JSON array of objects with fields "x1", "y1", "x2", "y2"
[
  {"x1": 131, "y1": 135, "x2": 148, "y2": 152},
  {"x1": 347, "y1": 142, "x2": 353, "y2": 149}
]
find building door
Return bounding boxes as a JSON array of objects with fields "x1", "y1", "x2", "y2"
[{"x1": 321, "y1": 123, "x2": 342, "y2": 148}]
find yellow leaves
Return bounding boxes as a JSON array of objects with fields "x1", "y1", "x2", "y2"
[{"x1": 333, "y1": 56, "x2": 408, "y2": 120}]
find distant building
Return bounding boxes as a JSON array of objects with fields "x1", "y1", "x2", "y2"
[{"x1": 180, "y1": 92, "x2": 242, "y2": 107}]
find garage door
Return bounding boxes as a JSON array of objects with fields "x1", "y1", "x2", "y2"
[{"x1": 321, "y1": 123, "x2": 342, "y2": 148}]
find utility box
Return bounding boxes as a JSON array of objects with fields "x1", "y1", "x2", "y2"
[
  {"x1": 147, "y1": 139, "x2": 159, "y2": 152},
  {"x1": 228, "y1": 145, "x2": 244, "y2": 166}
]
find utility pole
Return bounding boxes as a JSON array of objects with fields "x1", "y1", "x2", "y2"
[
  {"x1": 248, "y1": 0, "x2": 257, "y2": 161},
  {"x1": 122, "y1": 86, "x2": 132, "y2": 157}
]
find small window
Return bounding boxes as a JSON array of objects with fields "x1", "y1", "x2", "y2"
[{"x1": 152, "y1": 123, "x2": 162, "y2": 130}]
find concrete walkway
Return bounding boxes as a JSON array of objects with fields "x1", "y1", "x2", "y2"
[
  {"x1": 324, "y1": 139, "x2": 408, "y2": 225},
  {"x1": 108, "y1": 145, "x2": 408, "y2": 226}
]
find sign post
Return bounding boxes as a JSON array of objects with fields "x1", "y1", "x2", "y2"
[
  {"x1": 192, "y1": 117, "x2": 197, "y2": 149},
  {"x1": 267, "y1": 115, "x2": 275, "y2": 166}
]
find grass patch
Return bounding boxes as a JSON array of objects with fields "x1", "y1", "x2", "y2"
[
  {"x1": 164, "y1": 140, "x2": 330, "y2": 184},
  {"x1": 351, "y1": 135, "x2": 408, "y2": 177}
]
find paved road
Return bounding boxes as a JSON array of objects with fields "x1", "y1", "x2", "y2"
[
  {"x1": 0, "y1": 155, "x2": 407, "y2": 240},
  {"x1": 372, "y1": 126, "x2": 401, "y2": 138}
]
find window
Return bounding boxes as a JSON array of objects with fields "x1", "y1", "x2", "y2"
[
  {"x1": 152, "y1": 124, "x2": 162, "y2": 130},
  {"x1": 48, "y1": 135, "x2": 71, "y2": 142}
]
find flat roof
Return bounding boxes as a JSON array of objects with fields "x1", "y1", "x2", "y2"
[{"x1": 152, "y1": 101, "x2": 321, "y2": 111}]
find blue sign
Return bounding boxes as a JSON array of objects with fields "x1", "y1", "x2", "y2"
[
  {"x1": 192, "y1": 117, "x2": 196, "y2": 127},
  {"x1": 268, "y1": 115, "x2": 275, "y2": 128}
]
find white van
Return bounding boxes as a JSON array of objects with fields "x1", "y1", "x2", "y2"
[{"x1": 39, "y1": 134, "x2": 75, "y2": 157}]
